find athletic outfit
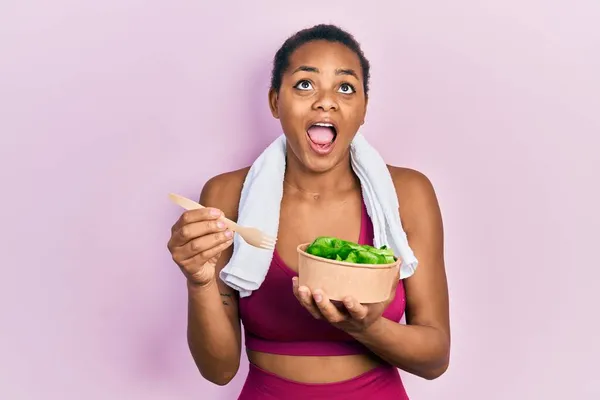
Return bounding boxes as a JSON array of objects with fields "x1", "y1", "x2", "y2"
[{"x1": 237, "y1": 201, "x2": 409, "y2": 399}]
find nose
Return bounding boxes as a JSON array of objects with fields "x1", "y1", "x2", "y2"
[{"x1": 312, "y1": 90, "x2": 339, "y2": 112}]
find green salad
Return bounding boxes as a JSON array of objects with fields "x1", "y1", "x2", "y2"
[{"x1": 305, "y1": 236, "x2": 397, "y2": 265}]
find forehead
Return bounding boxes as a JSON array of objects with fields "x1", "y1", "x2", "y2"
[{"x1": 287, "y1": 40, "x2": 363, "y2": 77}]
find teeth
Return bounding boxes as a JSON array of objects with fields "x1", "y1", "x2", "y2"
[{"x1": 314, "y1": 122, "x2": 333, "y2": 128}]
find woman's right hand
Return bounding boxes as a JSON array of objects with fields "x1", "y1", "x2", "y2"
[{"x1": 167, "y1": 207, "x2": 234, "y2": 287}]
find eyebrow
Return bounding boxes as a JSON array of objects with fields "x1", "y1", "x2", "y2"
[{"x1": 292, "y1": 65, "x2": 360, "y2": 80}]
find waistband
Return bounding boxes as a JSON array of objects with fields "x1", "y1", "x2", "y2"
[{"x1": 237, "y1": 362, "x2": 409, "y2": 400}]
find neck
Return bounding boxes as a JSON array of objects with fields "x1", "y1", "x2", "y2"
[{"x1": 284, "y1": 149, "x2": 359, "y2": 199}]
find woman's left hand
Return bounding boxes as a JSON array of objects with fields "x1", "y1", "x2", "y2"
[{"x1": 292, "y1": 273, "x2": 399, "y2": 334}]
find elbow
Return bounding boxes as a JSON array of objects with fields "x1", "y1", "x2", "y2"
[
  {"x1": 187, "y1": 337, "x2": 241, "y2": 386},
  {"x1": 420, "y1": 361, "x2": 449, "y2": 380},
  {"x1": 201, "y1": 364, "x2": 239, "y2": 386},
  {"x1": 420, "y1": 333, "x2": 451, "y2": 380},
  {"x1": 192, "y1": 351, "x2": 240, "y2": 386},
  {"x1": 205, "y1": 374, "x2": 235, "y2": 386},
  {"x1": 418, "y1": 351, "x2": 450, "y2": 380}
]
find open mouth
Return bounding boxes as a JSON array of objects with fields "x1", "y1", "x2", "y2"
[{"x1": 306, "y1": 122, "x2": 337, "y2": 154}]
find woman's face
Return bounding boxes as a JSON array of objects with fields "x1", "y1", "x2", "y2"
[{"x1": 269, "y1": 40, "x2": 368, "y2": 173}]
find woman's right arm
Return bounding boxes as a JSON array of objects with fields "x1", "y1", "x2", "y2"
[
  {"x1": 168, "y1": 175, "x2": 243, "y2": 386},
  {"x1": 186, "y1": 260, "x2": 241, "y2": 385}
]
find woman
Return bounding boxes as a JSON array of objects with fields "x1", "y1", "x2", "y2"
[{"x1": 167, "y1": 24, "x2": 450, "y2": 399}]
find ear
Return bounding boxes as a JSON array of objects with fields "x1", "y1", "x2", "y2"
[{"x1": 268, "y1": 89, "x2": 279, "y2": 119}]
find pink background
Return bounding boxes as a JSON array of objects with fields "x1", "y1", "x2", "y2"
[{"x1": 1, "y1": 1, "x2": 599, "y2": 399}]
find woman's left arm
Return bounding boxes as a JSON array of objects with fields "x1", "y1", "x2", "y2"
[
  {"x1": 293, "y1": 168, "x2": 450, "y2": 380},
  {"x1": 351, "y1": 168, "x2": 450, "y2": 379}
]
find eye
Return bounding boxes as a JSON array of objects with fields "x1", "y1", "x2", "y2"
[
  {"x1": 338, "y1": 83, "x2": 355, "y2": 94},
  {"x1": 294, "y1": 80, "x2": 313, "y2": 91}
]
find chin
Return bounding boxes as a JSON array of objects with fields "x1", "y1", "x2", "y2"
[
  {"x1": 298, "y1": 143, "x2": 350, "y2": 174},
  {"x1": 301, "y1": 156, "x2": 340, "y2": 173}
]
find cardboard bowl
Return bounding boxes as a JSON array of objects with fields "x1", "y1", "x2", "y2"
[{"x1": 296, "y1": 243, "x2": 401, "y2": 304}]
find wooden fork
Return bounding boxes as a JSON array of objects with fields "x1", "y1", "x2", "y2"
[{"x1": 168, "y1": 193, "x2": 276, "y2": 250}]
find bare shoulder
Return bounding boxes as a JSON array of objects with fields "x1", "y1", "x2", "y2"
[
  {"x1": 386, "y1": 165, "x2": 436, "y2": 197},
  {"x1": 199, "y1": 166, "x2": 250, "y2": 221},
  {"x1": 385, "y1": 165, "x2": 442, "y2": 231}
]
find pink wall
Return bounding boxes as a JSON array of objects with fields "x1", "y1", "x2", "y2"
[{"x1": 1, "y1": 1, "x2": 599, "y2": 399}]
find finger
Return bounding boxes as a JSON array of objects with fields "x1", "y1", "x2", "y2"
[
  {"x1": 292, "y1": 278, "x2": 317, "y2": 311},
  {"x1": 171, "y1": 207, "x2": 223, "y2": 234},
  {"x1": 313, "y1": 290, "x2": 347, "y2": 323},
  {"x1": 342, "y1": 296, "x2": 369, "y2": 321},
  {"x1": 174, "y1": 229, "x2": 234, "y2": 262},
  {"x1": 173, "y1": 218, "x2": 228, "y2": 246},
  {"x1": 292, "y1": 277, "x2": 305, "y2": 307},
  {"x1": 185, "y1": 238, "x2": 234, "y2": 266},
  {"x1": 297, "y1": 286, "x2": 322, "y2": 319}
]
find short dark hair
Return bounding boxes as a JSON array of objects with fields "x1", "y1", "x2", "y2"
[{"x1": 270, "y1": 24, "x2": 371, "y2": 96}]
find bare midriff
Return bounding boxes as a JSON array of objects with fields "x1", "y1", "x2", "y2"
[{"x1": 247, "y1": 350, "x2": 383, "y2": 383}]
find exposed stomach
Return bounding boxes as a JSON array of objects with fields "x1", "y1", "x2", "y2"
[{"x1": 247, "y1": 349, "x2": 383, "y2": 383}]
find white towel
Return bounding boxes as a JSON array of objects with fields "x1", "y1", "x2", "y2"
[{"x1": 219, "y1": 132, "x2": 418, "y2": 298}]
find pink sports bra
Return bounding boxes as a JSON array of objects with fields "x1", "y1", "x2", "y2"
[{"x1": 238, "y1": 201, "x2": 406, "y2": 356}]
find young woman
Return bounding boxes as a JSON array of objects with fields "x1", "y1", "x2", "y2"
[{"x1": 167, "y1": 24, "x2": 450, "y2": 399}]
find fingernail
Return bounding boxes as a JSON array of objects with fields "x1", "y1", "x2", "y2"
[
  {"x1": 292, "y1": 277, "x2": 298, "y2": 288},
  {"x1": 313, "y1": 293, "x2": 322, "y2": 303},
  {"x1": 210, "y1": 209, "x2": 221, "y2": 216},
  {"x1": 225, "y1": 230, "x2": 233, "y2": 238},
  {"x1": 345, "y1": 301, "x2": 353, "y2": 309},
  {"x1": 217, "y1": 221, "x2": 225, "y2": 229}
]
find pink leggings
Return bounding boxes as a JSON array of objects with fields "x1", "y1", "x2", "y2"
[{"x1": 237, "y1": 363, "x2": 409, "y2": 399}]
